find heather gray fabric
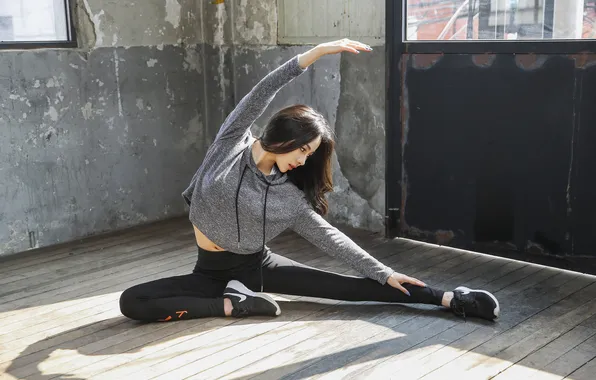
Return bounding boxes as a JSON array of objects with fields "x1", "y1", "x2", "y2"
[{"x1": 182, "y1": 55, "x2": 394, "y2": 284}]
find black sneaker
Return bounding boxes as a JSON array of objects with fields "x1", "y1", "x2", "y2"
[
  {"x1": 223, "y1": 280, "x2": 281, "y2": 317},
  {"x1": 450, "y1": 286, "x2": 500, "y2": 321}
]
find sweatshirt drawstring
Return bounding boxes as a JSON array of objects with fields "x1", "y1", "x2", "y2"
[
  {"x1": 235, "y1": 166, "x2": 248, "y2": 249},
  {"x1": 260, "y1": 184, "x2": 270, "y2": 292},
  {"x1": 234, "y1": 164, "x2": 270, "y2": 292}
]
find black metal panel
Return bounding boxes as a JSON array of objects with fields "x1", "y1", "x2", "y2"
[
  {"x1": 386, "y1": 1, "x2": 596, "y2": 272},
  {"x1": 0, "y1": 41, "x2": 77, "y2": 50},
  {"x1": 401, "y1": 54, "x2": 577, "y2": 255},
  {"x1": 384, "y1": 0, "x2": 404, "y2": 237},
  {"x1": 572, "y1": 63, "x2": 596, "y2": 257},
  {"x1": 402, "y1": 41, "x2": 596, "y2": 55}
]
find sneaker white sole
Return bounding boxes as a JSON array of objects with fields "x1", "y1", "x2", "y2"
[
  {"x1": 225, "y1": 280, "x2": 281, "y2": 316},
  {"x1": 455, "y1": 286, "x2": 500, "y2": 319}
]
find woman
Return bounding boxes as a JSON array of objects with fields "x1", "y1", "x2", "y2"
[{"x1": 120, "y1": 39, "x2": 499, "y2": 322}]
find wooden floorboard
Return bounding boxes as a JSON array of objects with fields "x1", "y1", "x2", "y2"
[
  {"x1": 1, "y1": 218, "x2": 595, "y2": 380},
  {"x1": 236, "y1": 252, "x2": 531, "y2": 380}
]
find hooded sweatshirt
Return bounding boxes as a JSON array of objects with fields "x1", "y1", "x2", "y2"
[{"x1": 182, "y1": 55, "x2": 395, "y2": 285}]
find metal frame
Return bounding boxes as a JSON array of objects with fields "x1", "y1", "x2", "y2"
[
  {"x1": 0, "y1": 0, "x2": 77, "y2": 50},
  {"x1": 385, "y1": 0, "x2": 596, "y2": 238},
  {"x1": 397, "y1": 0, "x2": 596, "y2": 54},
  {"x1": 385, "y1": 0, "x2": 405, "y2": 238},
  {"x1": 403, "y1": 40, "x2": 596, "y2": 54}
]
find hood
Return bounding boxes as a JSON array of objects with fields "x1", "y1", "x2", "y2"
[{"x1": 243, "y1": 139, "x2": 288, "y2": 186}]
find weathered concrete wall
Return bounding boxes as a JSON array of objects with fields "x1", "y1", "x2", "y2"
[
  {"x1": 0, "y1": 1, "x2": 207, "y2": 256},
  {"x1": 207, "y1": 0, "x2": 387, "y2": 232},
  {"x1": 74, "y1": 0, "x2": 201, "y2": 48},
  {"x1": 1, "y1": 0, "x2": 385, "y2": 257}
]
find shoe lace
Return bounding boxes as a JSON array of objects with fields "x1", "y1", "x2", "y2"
[
  {"x1": 452, "y1": 293, "x2": 478, "y2": 321},
  {"x1": 233, "y1": 306, "x2": 250, "y2": 317}
]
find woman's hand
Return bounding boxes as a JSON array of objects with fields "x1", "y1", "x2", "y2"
[
  {"x1": 387, "y1": 272, "x2": 427, "y2": 296},
  {"x1": 317, "y1": 38, "x2": 372, "y2": 55},
  {"x1": 298, "y1": 38, "x2": 372, "y2": 69}
]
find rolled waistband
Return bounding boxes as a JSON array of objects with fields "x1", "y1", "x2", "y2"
[{"x1": 193, "y1": 245, "x2": 265, "y2": 273}]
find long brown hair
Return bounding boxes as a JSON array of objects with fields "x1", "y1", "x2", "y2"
[{"x1": 260, "y1": 104, "x2": 335, "y2": 215}]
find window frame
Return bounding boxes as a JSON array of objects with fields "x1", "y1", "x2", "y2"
[
  {"x1": 0, "y1": 0, "x2": 77, "y2": 50},
  {"x1": 400, "y1": 0, "x2": 596, "y2": 54}
]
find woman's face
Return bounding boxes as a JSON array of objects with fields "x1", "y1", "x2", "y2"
[{"x1": 276, "y1": 136, "x2": 322, "y2": 173}]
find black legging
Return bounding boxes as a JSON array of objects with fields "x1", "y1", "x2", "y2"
[{"x1": 119, "y1": 246, "x2": 445, "y2": 322}]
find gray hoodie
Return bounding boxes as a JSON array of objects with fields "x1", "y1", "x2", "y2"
[{"x1": 182, "y1": 55, "x2": 394, "y2": 284}]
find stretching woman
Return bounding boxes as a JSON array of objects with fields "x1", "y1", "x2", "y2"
[{"x1": 119, "y1": 39, "x2": 499, "y2": 322}]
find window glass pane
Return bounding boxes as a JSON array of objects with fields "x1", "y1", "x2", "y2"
[
  {"x1": 0, "y1": 0, "x2": 68, "y2": 42},
  {"x1": 406, "y1": 0, "x2": 596, "y2": 41}
]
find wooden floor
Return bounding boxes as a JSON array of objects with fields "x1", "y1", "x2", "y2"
[{"x1": 1, "y1": 218, "x2": 596, "y2": 380}]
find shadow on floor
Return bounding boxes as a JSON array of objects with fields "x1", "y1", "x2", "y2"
[{"x1": 4, "y1": 301, "x2": 491, "y2": 380}]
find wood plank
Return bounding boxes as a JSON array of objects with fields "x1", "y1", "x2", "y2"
[
  {"x1": 210, "y1": 305, "x2": 442, "y2": 380},
  {"x1": 0, "y1": 254, "x2": 196, "y2": 357},
  {"x1": 221, "y1": 251, "x2": 523, "y2": 379},
  {"x1": 526, "y1": 334, "x2": 596, "y2": 380},
  {"x1": 149, "y1": 303, "x2": 400, "y2": 380},
  {"x1": 565, "y1": 356, "x2": 596, "y2": 380},
  {"x1": 1, "y1": 233, "x2": 378, "y2": 378},
  {"x1": 313, "y1": 243, "x2": 440, "y2": 280},
  {"x1": 241, "y1": 311, "x2": 465, "y2": 380},
  {"x1": 184, "y1": 304, "x2": 418, "y2": 380},
  {"x1": 317, "y1": 238, "x2": 418, "y2": 268},
  {"x1": 317, "y1": 319, "x2": 480, "y2": 380},
  {"x1": 0, "y1": 226, "x2": 191, "y2": 293},
  {"x1": 74, "y1": 308, "x2": 349, "y2": 379},
  {"x1": 0, "y1": 238, "x2": 194, "y2": 306},
  {"x1": 413, "y1": 277, "x2": 596, "y2": 380},
  {"x1": 52, "y1": 242, "x2": 410, "y2": 376},
  {"x1": 282, "y1": 264, "x2": 536, "y2": 378},
  {"x1": 0, "y1": 238, "x2": 194, "y2": 313},
  {"x1": 0, "y1": 240, "x2": 195, "y2": 321},
  {"x1": 0, "y1": 233, "x2": 314, "y2": 322},
  {"x1": 491, "y1": 325, "x2": 596, "y2": 379},
  {"x1": 0, "y1": 247, "x2": 196, "y2": 338},
  {"x1": 459, "y1": 299, "x2": 596, "y2": 379},
  {"x1": 2, "y1": 219, "x2": 595, "y2": 380},
  {"x1": 0, "y1": 217, "x2": 188, "y2": 276},
  {"x1": 32, "y1": 301, "x2": 345, "y2": 380},
  {"x1": 313, "y1": 269, "x2": 593, "y2": 379},
  {"x1": 0, "y1": 228, "x2": 193, "y2": 295},
  {"x1": 0, "y1": 224, "x2": 380, "y2": 332},
  {"x1": 42, "y1": 245, "x2": 390, "y2": 379},
  {"x1": 0, "y1": 257, "x2": 195, "y2": 346},
  {"x1": 167, "y1": 247, "x2": 472, "y2": 379}
]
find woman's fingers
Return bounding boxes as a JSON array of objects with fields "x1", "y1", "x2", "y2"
[
  {"x1": 341, "y1": 45, "x2": 360, "y2": 54},
  {"x1": 405, "y1": 276, "x2": 427, "y2": 287},
  {"x1": 344, "y1": 39, "x2": 372, "y2": 51},
  {"x1": 317, "y1": 39, "x2": 372, "y2": 56},
  {"x1": 395, "y1": 283, "x2": 411, "y2": 296}
]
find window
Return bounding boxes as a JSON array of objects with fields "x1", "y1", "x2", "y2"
[
  {"x1": 407, "y1": 0, "x2": 596, "y2": 41},
  {"x1": 0, "y1": 0, "x2": 75, "y2": 47}
]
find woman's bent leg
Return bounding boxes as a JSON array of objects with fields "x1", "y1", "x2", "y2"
[
  {"x1": 119, "y1": 273, "x2": 227, "y2": 321},
  {"x1": 261, "y1": 252, "x2": 444, "y2": 306}
]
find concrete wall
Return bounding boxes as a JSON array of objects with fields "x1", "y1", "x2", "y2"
[
  {"x1": 277, "y1": 0, "x2": 385, "y2": 45},
  {"x1": 1, "y1": 0, "x2": 387, "y2": 257},
  {"x1": 0, "y1": 0, "x2": 208, "y2": 256},
  {"x1": 208, "y1": 0, "x2": 387, "y2": 232}
]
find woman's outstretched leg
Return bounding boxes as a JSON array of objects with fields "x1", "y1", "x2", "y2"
[
  {"x1": 258, "y1": 252, "x2": 499, "y2": 321},
  {"x1": 259, "y1": 252, "x2": 443, "y2": 305}
]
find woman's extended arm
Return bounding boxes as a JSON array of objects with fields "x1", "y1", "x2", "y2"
[
  {"x1": 291, "y1": 206, "x2": 394, "y2": 284},
  {"x1": 214, "y1": 39, "x2": 372, "y2": 144},
  {"x1": 292, "y1": 204, "x2": 426, "y2": 294}
]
